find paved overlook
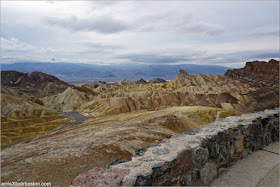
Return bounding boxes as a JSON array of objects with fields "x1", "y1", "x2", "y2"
[{"x1": 211, "y1": 142, "x2": 279, "y2": 186}]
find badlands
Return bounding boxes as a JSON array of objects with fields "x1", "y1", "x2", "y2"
[{"x1": 1, "y1": 59, "x2": 279, "y2": 185}]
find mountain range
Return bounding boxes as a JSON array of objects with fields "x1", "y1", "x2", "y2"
[{"x1": 1, "y1": 62, "x2": 230, "y2": 84}]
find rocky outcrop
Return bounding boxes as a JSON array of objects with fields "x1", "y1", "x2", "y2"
[
  {"x1": 83, "y1": 81, "x2": 106, "y2": 89},
  {"x1": 225, "y1": 59, "x2": 279, "y2": 81},
  {"x1": 148, "y1": 78, "x2": 167, "y2": 84},
  {"x1": 71, "y1": 108, "x2": 279, "y2": 186},
  {"x1": 120, "y1": 78, "x2": 147, "y2": 85},
  {"x1": 1, "y1": 71, "x2": 71, "y2": 93},
  {"x1": 134, "y1": 78, "x2": 147, "y2": 84}
]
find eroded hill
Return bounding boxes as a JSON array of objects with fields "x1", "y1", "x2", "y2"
[{"x1": 1, "y1": 88, "x2": 70, "y2": 148}]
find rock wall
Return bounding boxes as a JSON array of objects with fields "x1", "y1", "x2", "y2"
[{"x1": 72, "y1": 108, "x2": 279, "y2": 186}]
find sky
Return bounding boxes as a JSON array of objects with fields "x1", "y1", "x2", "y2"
[{"x1": 1, "y1": 0, "x2": 279, "y2": 68}]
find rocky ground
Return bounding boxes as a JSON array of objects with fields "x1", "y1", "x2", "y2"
[{"x1": 1, "y1": 106, "x2": 239, "y2": 185}]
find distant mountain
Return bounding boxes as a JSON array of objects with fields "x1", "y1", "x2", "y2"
[
  {"x1": 1, "y1": 62, "x2": 230, "y2": 84},
  {"x1": 101, "y1": 74, "x2": 117, "y2": 78},
  {"x1": 135, "y1": 71, "x2": 146, "y2": 76}
]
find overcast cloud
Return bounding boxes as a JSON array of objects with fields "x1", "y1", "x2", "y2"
[
  {"x1": 1, "y1": 1, "x2": 279, "y2": 67},
  {"x1": 45, "y1": 15, "x2": 131, "y2": 33}
]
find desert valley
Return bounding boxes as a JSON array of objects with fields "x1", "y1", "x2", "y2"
[{"x1": 1, "y1": 59, "x2": 279, "y2": 185}]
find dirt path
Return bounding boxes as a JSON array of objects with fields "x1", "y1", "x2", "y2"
[{"x1": 52, "y1": 112, "x2": 94, "y2": 132}]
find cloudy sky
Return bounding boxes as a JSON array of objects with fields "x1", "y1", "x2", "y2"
[{"x1": 1, "y1": 1, "x2": 279, "y2": 67}]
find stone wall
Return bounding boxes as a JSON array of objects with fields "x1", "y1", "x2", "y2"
[{"x1": 72, "y1": 108, "x2": 279, "y2": 186}]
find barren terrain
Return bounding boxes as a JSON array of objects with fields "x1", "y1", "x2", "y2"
[
  {"x1": 1, "y1": 106, "x2": 239, "y2": 185},
  {"x1": 1, "y1": 59, "x2": 279, "y2": 185}
]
